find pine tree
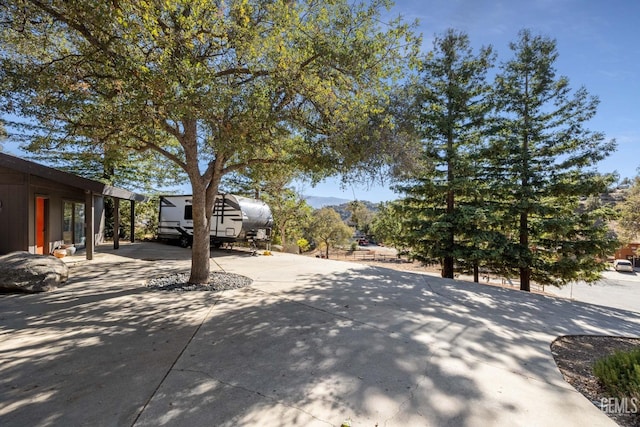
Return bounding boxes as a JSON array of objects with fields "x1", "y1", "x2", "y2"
[
  {"x1": 489, "y1": 29, "x2": 617, "y2": 290},
  {"x1": 398, "y1": 29, "x2": 494, "y2": 279}
]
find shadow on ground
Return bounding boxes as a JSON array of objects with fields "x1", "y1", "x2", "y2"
[
  {"x1": 136, "y1": 262, "x2": 640, "y2": 426},
  {"x1": 2, "y1": 247, "x2": 638, "y2": 427}
]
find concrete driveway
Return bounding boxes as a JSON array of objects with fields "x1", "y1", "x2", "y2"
[
  {"x1": 545, "y1": 269, "x2": 640, "y2": 313},
  {"x1": 1, "y1": 242, "x2": 639, "y2": 427}
]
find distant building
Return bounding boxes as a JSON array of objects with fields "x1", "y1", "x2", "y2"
[
  {"x1": 0, "y1": 152, "x2": 146, "y2": 260},
  {"x1": 614, "y1": 243, "x2": 640, "y2": 266}
]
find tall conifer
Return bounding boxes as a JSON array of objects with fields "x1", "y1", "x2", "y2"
[
  {"x1": 398, "y1": 29, "x2": 494, "y2": 279},
  {"x1": 489, "y1": 30, "x2": 617, "y2": 290}
]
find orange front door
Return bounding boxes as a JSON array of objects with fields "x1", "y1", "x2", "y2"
[{"x1": 36, "y1": 197, "x2": 46, "y2": 254}]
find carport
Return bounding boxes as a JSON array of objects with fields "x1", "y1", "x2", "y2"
[{"x1": 0, "y1": 152, "x2": 147, "y2": 260}]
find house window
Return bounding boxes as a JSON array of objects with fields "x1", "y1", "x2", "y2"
[{"x1": 63, "y1": 201, "x2": 86, "y2": 248}]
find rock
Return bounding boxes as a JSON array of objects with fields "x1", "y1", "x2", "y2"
[{"x1": 0, "y1": 251, "x2": 69, "y2": 293}]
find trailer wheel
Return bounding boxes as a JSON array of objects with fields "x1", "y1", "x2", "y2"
[{"x1": 179, "y1": 235, "x2": 192, "y2": 248}]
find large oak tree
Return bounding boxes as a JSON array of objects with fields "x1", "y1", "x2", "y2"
[{"x1": 0, "y1": 0, "x2": 417, "y2": 283}]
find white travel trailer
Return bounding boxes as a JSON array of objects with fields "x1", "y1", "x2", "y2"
[{"x1": 157, "y1": 194, "x2": 273, "y2": 248}]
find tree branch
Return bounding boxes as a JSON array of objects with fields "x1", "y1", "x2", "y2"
[{"x1": 28, "y1": 0, "x2": 121, "y2": 61}]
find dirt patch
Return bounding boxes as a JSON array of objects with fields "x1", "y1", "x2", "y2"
[
  {"x1": 551, "y1": 336, "x2": 640, "y2": 427},
  {"x1": 306, "y1": 248, "x2": 440, "y2": 274}
]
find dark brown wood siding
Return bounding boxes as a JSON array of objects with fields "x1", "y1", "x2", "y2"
[{"x1": 0, "y1": 167, "x2": 28, "y2": 254}]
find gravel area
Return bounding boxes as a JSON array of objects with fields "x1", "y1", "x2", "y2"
[
  {"x1": 146, "y1": 271, "x2": 252, "y2": 292},
  {"x1": 551, "y1": 335, "x2": 640, "y2": 427}
]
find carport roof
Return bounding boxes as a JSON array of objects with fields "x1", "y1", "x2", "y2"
[{"x1": 0, "y1": 152, "x2": 147, "y2": 202}]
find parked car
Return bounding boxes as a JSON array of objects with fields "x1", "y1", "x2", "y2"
[{"x1": 613, "y1": 259, "x2": 634, "y2": 272}]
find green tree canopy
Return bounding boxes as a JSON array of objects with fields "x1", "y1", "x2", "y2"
[
  {"x1": 618, "y1": 176, "x2": 640, "y2": 243},
  {"x1": 346, "y1": 200, "x2": 374, "y2": 234},
  {"x1": 307, "y1": 207, "x2": 353, "y2": 259},
  {"x1": 370, "y1": 201, "x2": 409, "y2": 253},
  {"x1": 0, "y1": 0, "x2": 418, "y2": 283}
]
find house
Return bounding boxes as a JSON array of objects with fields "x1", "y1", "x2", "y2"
[
  {"x1": 0, "y1": 152, "x2": 146, "y2": 260},
  {"x1": 614, "y1": 242, "x2": 640, "y2": 266}
]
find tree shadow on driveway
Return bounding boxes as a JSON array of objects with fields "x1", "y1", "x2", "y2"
[
  {"x1": 2, "y1": 251, "x2": 638, "y2": 426},
  {"x1": 134, "y1": 262, "x2": 640, "y2": 426},
  {"x1": 0, "y1": 256, "x2": 224, "y2": 427}
]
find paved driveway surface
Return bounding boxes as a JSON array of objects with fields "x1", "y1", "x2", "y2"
[
  {"x1": 1, "y1": 243, "x2": 639, "y2": 427},
  {"x1": 545, "y1": 269, "x2": 640, "y2": 313}
]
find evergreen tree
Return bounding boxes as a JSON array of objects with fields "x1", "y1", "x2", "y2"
[
  {"x1": 397, "y1": 29, "x2": 494, "y2": 278},
  {"x1": 489, "y1": 29, "x2": 617, "y2": 290}
]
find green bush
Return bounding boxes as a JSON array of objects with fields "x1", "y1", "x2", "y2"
[
  {"x1": 296, "y1": 238, "x2": 310, "y2": 253},
  {"x1": 593, "y1": 348, "x2": 640, "y2": 400}
]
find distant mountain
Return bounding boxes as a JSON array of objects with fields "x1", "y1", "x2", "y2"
[{"x1": 304, "y1": 196, "x2": 351, "y2": 209}]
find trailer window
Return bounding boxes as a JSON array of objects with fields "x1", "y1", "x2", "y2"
[{"x1": 184, "y1": 205, "x2": 192, "y2": 220}]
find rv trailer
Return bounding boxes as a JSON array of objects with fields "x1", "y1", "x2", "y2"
[{"x1": 157, "y1": 194, "x2": 273, "y2": 248}]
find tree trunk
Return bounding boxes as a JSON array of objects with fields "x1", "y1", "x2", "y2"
[
  {"x1": 520, "y1": 266, "x2": 531, "y2": 292},
  {"x1": 473, "y1": 262, "x2": 479, "y2": 283},
  {"x1": 520, "y1": 74, "x2": 531, "y2": 292},
  {"x1": 189, "y1": 186, "x2": 211, "y2": 285},
  {"x1": 443, "y1": 126, "x2": 455, "y2": 279},
  {"x1": 442, "y1": 183, "x2": 455, "y2": 278},
  {"x1": 519, "y1": 211, "x2": 530, "y2": 292},
  {"x1": 279, "y1": 224, "x2": 286, "y2": 247},
  {"x1": 181, "y1": 119, "x2": 226, "y2": 285},
  {"x1": 325, "y1": 241, "x2": 330, "y2": 259},
  {"x1": 442, "y1": 186, "x2": 455, "y2": 278},
  {"x1": 442, "y1": 255, "x2": 454, "y2": 278}
]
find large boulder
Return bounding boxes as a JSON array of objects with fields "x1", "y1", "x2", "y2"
[{"x1": 0, "y1": 251, "x2": 69, "y2": 293}]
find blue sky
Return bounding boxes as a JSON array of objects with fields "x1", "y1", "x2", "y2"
[{"x1": 305, "y1": 0, "x2": 640, "y2": 202}]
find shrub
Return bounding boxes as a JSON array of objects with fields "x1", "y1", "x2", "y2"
[
  {"x1": 296, "y1": 238, "x2": 310, "y2": 253},
  {"x1": 593, "y1": 347, "x2": 640, "y2": 400}
]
